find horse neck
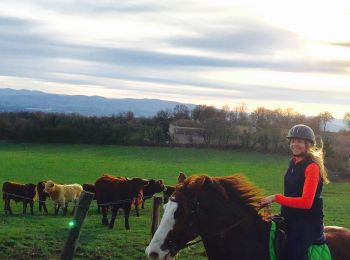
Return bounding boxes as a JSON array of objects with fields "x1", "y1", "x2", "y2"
[{"x1": 199, "y1": 205, "x2": 271, "y2": 260}]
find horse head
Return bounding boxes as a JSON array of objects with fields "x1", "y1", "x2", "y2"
[{"x1": 146, "y1": 174, "x2": 264, "y2": 259}]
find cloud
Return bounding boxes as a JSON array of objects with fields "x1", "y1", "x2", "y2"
[
  {"x1": 0, "y1": 14, "x2": 349, "y2": 110},
  {"x1": 1, "y1": 14, "x2": 349, "y2": 79},
  {"x1": 0, "y1": 17, "x2": 346, "y2": 75},
  {"x1": 0, "y1": 1, "x2": 350, "y2": 119},
  {"x1": 167, "y1": 21, "x2": 302, "y2": 55},
  {"x1": 332, "y1": 42, "x2": 350, "y2": 48},
  {"x1": 20, "y1": 0, "x2": 169, "y2": 15}
]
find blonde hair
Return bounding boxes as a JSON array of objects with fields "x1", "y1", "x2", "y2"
[{"x1": 306, "y1": 138, "x2": 330, "y2": 184}]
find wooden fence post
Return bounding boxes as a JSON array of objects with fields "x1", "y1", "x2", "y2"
[
  {"x1": 150, "y1": 196, "x2": 163, "y2": 238},
  {"x1": 61, "y1": 191, "x2": 94, "y2": 260}
]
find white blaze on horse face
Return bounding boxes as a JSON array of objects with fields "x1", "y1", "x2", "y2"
[{"x1": 146, "y1": 200, "x2": 178, "y2": 259}]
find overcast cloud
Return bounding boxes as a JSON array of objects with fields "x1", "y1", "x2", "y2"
[{"x1": 1, "y1": 0, "x2": 350, "y2": 117}]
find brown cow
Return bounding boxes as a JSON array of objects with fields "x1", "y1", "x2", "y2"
[
  {"x1": 82, "y1": 183, "x2": 101, "y2": 213},
  {"x1": 2, "y1": 181, "x2": 38, "y2": 215},
  {"x1": 95, "y1": 174, "x2": 149, "y2": 229},
  {"x1": 37, "y1": 181, "x2": 49, "y2": 214},
  {"x1": 140, "y1": 179, "x2": 165, "y2": 209}
]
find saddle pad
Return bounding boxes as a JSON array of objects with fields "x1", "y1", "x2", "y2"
[
  {"x1": 308, "y1": 243, "x2": 332, "y2": 260},
  {"x1": 269, "y1": 221, "x2": 277, "y2": 260},
  {"x1": 269, "y1": 221, "x2": 332, "y2": 260}
]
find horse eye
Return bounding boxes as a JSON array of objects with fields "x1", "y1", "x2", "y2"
[{"x1": 174, "y1": 209, "x2": 182, "y2": 218}]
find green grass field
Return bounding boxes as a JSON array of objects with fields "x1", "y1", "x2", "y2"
[{"x1": 0, "y1": 143, "x2": 349, "y2": 259}]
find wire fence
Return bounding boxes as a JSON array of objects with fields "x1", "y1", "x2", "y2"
[
  {"x1": 1, "y1": 190, "x2": 162, "y2": 216},
  {"x1": 0, "y1": 190, "x2": 170, "y2": 259}
]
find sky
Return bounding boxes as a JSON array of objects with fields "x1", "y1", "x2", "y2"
[{"x1": 1, "y1": 0, "x2": 350, "y2": 118}]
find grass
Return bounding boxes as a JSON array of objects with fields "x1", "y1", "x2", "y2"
[{"x1": 0, "y1": 143, "x2": 349, "y2": 259}]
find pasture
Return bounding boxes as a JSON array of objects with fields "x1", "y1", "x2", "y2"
[{"x1": 0, "y1": 143, "x2": 349, "y2": 259}]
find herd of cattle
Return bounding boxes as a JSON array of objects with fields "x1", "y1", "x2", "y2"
[{"x1": 2, "y1": 172, "x2": 187, "y2": 229}]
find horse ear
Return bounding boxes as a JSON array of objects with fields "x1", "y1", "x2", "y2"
[
  {"x1": 177, "y1": 172, "x2": 187, "y2": 184},
  {"x1": 202, "y1": 176, "x2": 212, "y2": 186}
]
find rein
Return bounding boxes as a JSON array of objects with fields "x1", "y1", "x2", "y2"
[{"x1": 182, "y1": 218, "x2": 244, "y2": 248}]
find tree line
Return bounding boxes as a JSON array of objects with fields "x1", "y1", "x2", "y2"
[{"x1": 0, "y1": 104, "x2": 349, "y2": 179}]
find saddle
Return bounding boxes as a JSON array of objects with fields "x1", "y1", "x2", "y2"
[{"x1": 269, "y1": 215, "x2": 287, "y2": 260}]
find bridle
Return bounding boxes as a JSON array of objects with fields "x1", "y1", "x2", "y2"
[{"x1": 167, "y1": 194, "x2": 244, "y2": 255}]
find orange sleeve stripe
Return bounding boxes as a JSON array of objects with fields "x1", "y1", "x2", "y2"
[{"x1": 275, "y1": 163, "x2": 320, "y2": 209}]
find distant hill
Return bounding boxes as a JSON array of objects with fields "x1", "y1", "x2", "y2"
[
  {"x1": 325, "y1": 118, "x2": 348, "y2": 132},
  {"x1": 0, "y1": 88, "x2": 195, "y2": 117}
]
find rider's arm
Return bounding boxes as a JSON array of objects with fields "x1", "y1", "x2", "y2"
[{"x1": 275, "y1": 163, "x2": 320, "y2": 209}]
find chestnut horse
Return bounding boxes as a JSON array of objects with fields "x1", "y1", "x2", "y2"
[{"x1": 146, "y1": 174, "x2": 350, "y2": 260}]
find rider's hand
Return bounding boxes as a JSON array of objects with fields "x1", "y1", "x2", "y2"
[{"x1": 260, "y1": 195, "x2": 276, "y2": 207}]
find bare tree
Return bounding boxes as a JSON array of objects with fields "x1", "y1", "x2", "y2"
[
  {"x1": 173, "y1": 105, "x2": 190, "y2": 120},
  {"x1": 222, "y1": 105, "x2": 231, "y2": 121},
  {"x1": 344, "y1": 112, "x2": 350, "y2": 130},
  {"x1": 250, "y1": 107, "x2": 273, "y2": 127},
  {"x1": 191, "y1": 105, "x2": 217, "y2": 123},
  {"x1": 235, "y1": 103, "x2": 248, "y2": 124},
  {"x1": 319, "y1": 111, "x2": 334, "y2": 132}
]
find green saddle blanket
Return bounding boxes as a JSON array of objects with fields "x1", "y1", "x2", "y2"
[{"x1": 269, "y1": 221, "x2": 332, "y2": 260}]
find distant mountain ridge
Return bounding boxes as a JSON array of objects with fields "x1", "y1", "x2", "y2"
[
  {"x1": 325, "y1": 118, "x2": 348, "y2": 132},
  {"x1": 0, "y1": 88, "x2": 195, "y2": 117}
]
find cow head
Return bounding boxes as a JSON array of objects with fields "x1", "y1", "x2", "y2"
[
  {"x1": 148, "y1": 179, "x2": 165, "y2": 193},
  {"x1": 129, "y1": 178, "x2": 149, "y2": 195},
  {"x1": 44, "y1": 180, "x2": 55, "y2": 193},
  {"x1": 37, "y1": 181, "x2": 49, "y2": 197}
]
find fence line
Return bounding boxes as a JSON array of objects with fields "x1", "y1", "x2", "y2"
[
  {"x1": 0, "y1": 191, "x2": 162, "y2": 217},
  {"x1": 1, "y1": 190, "x2": 156, "y2": 208}
]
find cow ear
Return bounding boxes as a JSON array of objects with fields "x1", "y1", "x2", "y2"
[{"x1": 177, "y1": 172, "x2": 186, "y2": 183}]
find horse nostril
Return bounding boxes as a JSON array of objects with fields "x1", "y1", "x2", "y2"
[{"x1": 149, "y1": 251, "x2": 159, "y2": 259}]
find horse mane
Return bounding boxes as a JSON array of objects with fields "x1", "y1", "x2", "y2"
[{"x1": 183, "y1": 174, "x2": 265, "y2": 212}]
